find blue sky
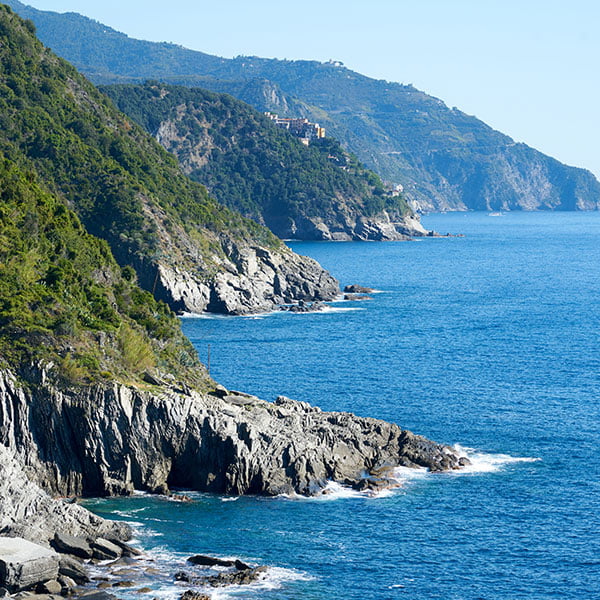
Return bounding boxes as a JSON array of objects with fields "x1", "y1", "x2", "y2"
[{"x1": 26, "y1": 0, "x2": 600, "y2": 179}]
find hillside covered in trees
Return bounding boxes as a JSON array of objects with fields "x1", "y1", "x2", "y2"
[
  {"x1": 0, "y1": 4, "x2": 338, "y2": 317},
  {"x1": 103, "y1": 83, "x2": 422, "y2": 241}
]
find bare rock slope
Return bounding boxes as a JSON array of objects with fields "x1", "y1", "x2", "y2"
[{"x1": 0, "y1": 366, "x2": 465, "y2": 542}]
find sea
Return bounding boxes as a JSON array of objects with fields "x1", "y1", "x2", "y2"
[{"x1": 85, "y1": 212, "x2": 600, "y2": 600}]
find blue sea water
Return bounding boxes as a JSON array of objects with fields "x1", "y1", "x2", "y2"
[{"x1": 86, "y1": 212, "x2": 600, "y2": 599}]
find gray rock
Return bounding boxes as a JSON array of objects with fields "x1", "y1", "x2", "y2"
[
  {"x1": 0, "y1": 443, "x2": 130, "y2": 544},
  {"x1": 111, "y1": 581, "x2": 135, "y2": 588},
  {"x1": 343, "y1": 285, "x2": 374, "y2": 294},
  {"x1": 187, "y1": 555, "x2": 250, "y2": 570},
  {"x1": 37, "y1": 580, "x2": 62, "y2": 595},
  {"x1": 51, "y1": 533, "x2": 93, "y2": 560},
  {"x1": 343, "y1": 294, "x2": 372, "y2": 301},
  {"x1": 150, "y1": 243, "x2": 339, "y2": 316},
  {"x1": 106, "y1": 540, "x2": 142, "y2": 558},
  {"x1": 0, "y1": 538, "x2": 59, "y2": 593},
  {"x1": 58, "y1": 556, "x2": 89, "y2": 585},
  {"x1": 57, "y1": 575, "x2": 76, "y2": 594},
  {"x1": 180, "y1": 592, "x2": 210, "y2": 600},
  {"x1": 78, "y1": 592, "x2": 117, "y2": 600},
  {"x1": 90, "y1": 539, "x2": 121, "y2": 561},
  {"x1": 201, "y1": 566, "x2": 268, "y2": 587},
  {"x1": 279, "y1": 300, "x2": 325, "y2": 312},
  {"x1": 0, "y1": 366, "x2": 467, "y2": 514}
]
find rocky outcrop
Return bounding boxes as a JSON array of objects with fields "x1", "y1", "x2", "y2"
[
  {"x1": 148, "y1": 244, "x2": 339, "y2": 315},
  {"x1": 281, "y1": 211, "x2": 427, "y2": 241},
  {"x1": 0, "y1": 537, "x2": 59, "y2": 592},
  {"x1": 0, "y1": 446, "x2": 129, "y2": 544},
  {"x1": 0, "y1": 365, "x2": 465, "y2": 543}
]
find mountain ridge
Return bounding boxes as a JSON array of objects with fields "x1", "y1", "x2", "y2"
[{"x1": 5, "y1": 0, "x2": 599, "y2": 212}]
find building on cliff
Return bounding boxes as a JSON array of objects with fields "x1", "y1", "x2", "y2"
[{"x1": 266, "y1": 113, "x2": 325, "y2": 145}]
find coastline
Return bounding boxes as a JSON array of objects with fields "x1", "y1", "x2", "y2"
[{"x1": 0, "y1": 362, "x2": 468, "y2": 597}]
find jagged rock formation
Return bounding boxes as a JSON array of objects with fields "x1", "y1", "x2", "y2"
[
  {"x1": 0, "y1": 447, "x2": 129, "y2": 543},
  {"x1": 0, "y1": 365, "x2": 464, "y2": 542},
  {"x1": 7, "y1": 0, "x2": 600, "y2": 212},
  {"x1": 139, "y1": 237, "x2": 339, "y2": 315}
]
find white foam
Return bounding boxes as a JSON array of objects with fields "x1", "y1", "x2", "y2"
[
  {"x1": 220, "y1": 496, "x2": 240, "y2": 502},
  {"x1": 452, "y1": 444, "x2": 541, "y2": 474},
  {"x1": 201, "y1": 565, "x2": 313, "y2": 599},
  {"x1": 280, "y1": 479, "x2": 401, "y2": 502},
  {"x1": 391, "y1": 465, "x2": 429, "y2": 481},
  {"x1": 315, "y1": 305, "x2": 364, "y2": 314}
]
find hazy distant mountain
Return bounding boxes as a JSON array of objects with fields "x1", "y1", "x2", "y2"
[{"x1": 7, "y1": 0, "x2": 600, "y2": 212}]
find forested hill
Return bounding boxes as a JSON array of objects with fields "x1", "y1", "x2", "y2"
[
  {"x1": 5, "y1": 0, "x2": 600, "y2": 212},
  {"x1": 0, "y1": 3, "x2": 339, "y2": 316},
  {"x1": 102, "y1": 83, "x2": 421, "y2": 241},
  {"x1": 0, "y1": 154, "x2": 206, "y2": 387}
]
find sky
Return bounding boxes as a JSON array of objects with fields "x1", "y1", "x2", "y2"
[{"x1": 24, "y1": 0, "x2": 600, "y2": 179}]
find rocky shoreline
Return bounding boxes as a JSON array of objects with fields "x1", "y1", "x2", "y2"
[
  {"x1": 0, "y1": 363, "x2": 469, "y2": 598},
  {"x1": 0, "y1": 533, "x2": 273, "y2": 600}
]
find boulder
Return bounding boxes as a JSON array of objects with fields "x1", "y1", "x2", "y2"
[
  {"x1": 0, "y1": 538, "x2": 59, "y2": 593},
  {"x1": 51, "y1": 533, "x2": 93, "y2": 560},
  {"x1": 180, "y1": 592, "x2": 210, "y2": 600},
  {"x1": 343, "y1": 284, "x2": 373, "y2": 293},
  {"x1": 106, "y1": 538, "x2": 142, "y2": 557},
  {"x1": 187, "y1": 555, "x2": 250, "y2": 570},
  {"x1": 343, "y1": 294, "x2": 372, "y2": 301},
  {"x1": 78, "y1": 592, "x2": 117, "y2": 600},
  {"x1": 201, "y1": 566, "x2": 268, "y2": 587},
  {"x1": 279, "y1": 300, "x2": 325, "y2": 313},
  {"x1": 111, "y1": 581, "x2": 135, "y2": 588},
  {"x1": 57, "y1": 575, "x2": 77, "y2": 594},
  {"x1": 58, "y1": 556, "x2": 90, "y2": 584},
  {"x1": 37, "y1": 580, "x2": 62, "y2": 595},
  {"x1": 90, "y1": 539, "x2": 121, "y2": 561}
]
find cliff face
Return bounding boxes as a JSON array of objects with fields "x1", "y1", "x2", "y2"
[
  {"x1": 0, "y1": 446, "x2": 130, "y2": 543},
  {"x1": 130, "y1": 204, "x2": 339, "y2": 315},
  {"x1": 0, "y1": 365, "x2": 464, "y2": 541}
]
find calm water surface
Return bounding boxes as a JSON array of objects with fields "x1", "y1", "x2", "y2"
[{"x1": 87, "y1": 212, "x2": 600, "y2": 599}]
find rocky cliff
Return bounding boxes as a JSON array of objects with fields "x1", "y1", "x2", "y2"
[
  {"x1": 131, "y1": 207, "x2": 339, "y2": 315},
  {"x1": 0, "y1": 365, "x2": 465, "y2": 542}
]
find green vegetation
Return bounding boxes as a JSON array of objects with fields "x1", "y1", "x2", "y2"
[
  {"x1": 0, "y1": 156, "x2": 204, "y2": 387},
  {"x1": 0, "y1": 3, "x2": 279, "y2": 283},
  {"x1": 102, "y1": 83, "x2": 412, "y2": 239}
]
